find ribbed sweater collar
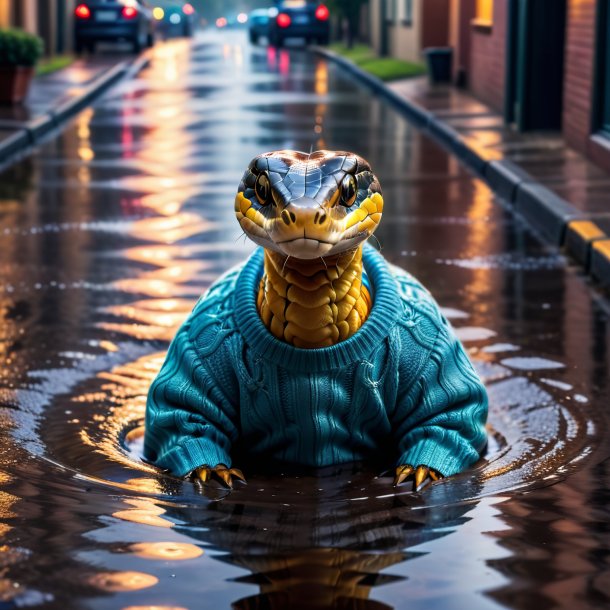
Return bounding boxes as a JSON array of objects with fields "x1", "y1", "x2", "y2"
[{"x1": 233, "y1": 245, "x2": 401, "y2": 372}]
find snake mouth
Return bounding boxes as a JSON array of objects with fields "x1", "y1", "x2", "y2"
[{"x1": 276, "y1": 237, "x2": 335, "y2": 259}]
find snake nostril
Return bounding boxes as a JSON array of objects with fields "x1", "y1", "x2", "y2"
[
  {"x1": 318, "y1": 214, "x2": 327, "y2": 225},
  {"x1": 281, "y1": 210, "x2": 292, "y2": 226},
  {"x1": 289, "y1": 212, "x2": 296, "y2": 223}
]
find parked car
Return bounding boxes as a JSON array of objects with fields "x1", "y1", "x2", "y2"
[
  {"x1": 152, "y1": 1, "x2": 197, "y2": 38},
  {"x1": 248, "y1": 8, "x2": 271, "y2": 44},
  {"x1": 267, "y1": 1, "x2": 330, "y2": 47},
  {"x1": 74, "y1": 0, "x2": 155, "y2": 53}
]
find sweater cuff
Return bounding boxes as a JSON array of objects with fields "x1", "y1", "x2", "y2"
[
  {"x1": 155, "y1": 438, "x2": 232, "y2": 478},
  {"x1": 397, "y1": 439, "x2": 480, "y2": 478}
]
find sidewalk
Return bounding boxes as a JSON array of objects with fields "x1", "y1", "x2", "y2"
[
  {"x1": 0, "y1": 53, "x2": 149, "y2": 169},
  {"x1": 316, "y1": 48, "x2": 610, "y2": 288}
]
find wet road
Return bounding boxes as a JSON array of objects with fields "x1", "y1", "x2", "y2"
[{"x1": 0, "y1": 31, "x2": 609, "y2": 610}]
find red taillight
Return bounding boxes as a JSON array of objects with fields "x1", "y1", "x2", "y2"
[
  {"x1": 75, "y1": 4, "x2": 91, "y2": 19},
  {"x1": 315, "y1": 5, "x2": 329, "y2": 21},
  {"x1": 122, "y1": 6, "x2": 138, "y2": 19},
  {"x1": 183, "y1": 3, "x2": 195, "y2": 15},
  {"x1": 277, "y1": 13, "x2": 291, "y2": 28}
]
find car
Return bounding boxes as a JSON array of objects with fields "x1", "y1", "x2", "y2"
[
  {"x1": 267, "y1": 0, "x2": 330, "y2": 47},
  {"x1": 152, "y1": 1, "x2": 197, "y2": 38},
  {"x1": 74, "y1": 0, "x2": 155, "y2": 54},
  {"x1": 248, "y1": 8, "x2": 271, "y2": 44}
]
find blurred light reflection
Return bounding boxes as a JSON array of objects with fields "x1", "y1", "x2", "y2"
[
  {"x1": 89, "y1": 571, "x2": 158, "y2": 591},
  {"x1": 123, "y1": 606, "x2": 188, "y2": 610},
  {"x1": 314, "y1": 61, "x2": 328, "y2": 96},
  {"x1": 113, "y1": 498, "x2": 174, "y2": 529},
  {"x1": 129, "y1": 542, "x2": 203, "y2": 560}
]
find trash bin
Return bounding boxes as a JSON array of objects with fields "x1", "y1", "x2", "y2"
[{"x1": 423, "y1": 47, "x2": 453, "y2": 84}]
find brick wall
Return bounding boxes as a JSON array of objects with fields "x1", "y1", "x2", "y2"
[
  {"x1": 469, "y1": 0, "x2": 507, "y2": 112},
  {"x1": 562, "y1": 1, "x2": 605, "y2": 164}
]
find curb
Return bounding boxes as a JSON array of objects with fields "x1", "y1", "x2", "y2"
[
  {"x1": 0, "y1": 52, "x2": 151, "y2": 171},
  {"x1": 314, "y1": 46, "x2": 610, "y2": 288}
]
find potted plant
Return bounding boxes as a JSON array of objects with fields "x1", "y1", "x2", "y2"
[{"x1": 0, "y1": 29, "x2": 44, "y2": 104}]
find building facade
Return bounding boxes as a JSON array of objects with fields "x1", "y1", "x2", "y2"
[
  {"x1": 455, "y1": 0, "x2": 610, "y2": 171},
  {"x1": 371, "y1": 0, "x2": 610, "y2": 172},
  {"x1": 0, "y1": 0, "x2": 76, "y2": 55}
]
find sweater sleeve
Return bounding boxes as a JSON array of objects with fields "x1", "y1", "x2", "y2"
[
  {"x1": 393, "y1": 323, "x2": 488, "y2": 477},
  {"x1": 143, "y1": 322, "x2": 239, "y2": 477}
]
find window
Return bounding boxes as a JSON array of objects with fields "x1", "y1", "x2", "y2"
[
  {"x1": 472, "y1": 0, "x2": 493, "y2": 32},
  {"x1": 0, "y1": 4, "x2": 9, "y2": 28},
  {"x1": 387, "y1": 0, "x2": 397, "y2": 22},
  {"x1": 475, "y1": 0, "x2": 493, "y2": 24},
  {"x1": 404, "y1": 0, "x2": 413, "y2": 24}
]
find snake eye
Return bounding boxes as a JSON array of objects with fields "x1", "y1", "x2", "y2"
[
  {"x1": 255, "y1": 173, "x2": 272, "y2": 206},
  {"x1": 340, "y1": 175, "x2": 357, "y2": 207}
]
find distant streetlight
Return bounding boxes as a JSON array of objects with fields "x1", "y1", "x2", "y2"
[{"x1": 237, "y1": 13, "x2": 248, "y2": 24}]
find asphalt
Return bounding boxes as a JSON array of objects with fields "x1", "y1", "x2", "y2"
[{"x1": 315, "y1": 47, "x2": 610, "y2": 288}]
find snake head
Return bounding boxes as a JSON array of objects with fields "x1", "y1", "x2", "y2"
[{"x1": 235, "y1": 150, "x2": 383, "y2": 260}]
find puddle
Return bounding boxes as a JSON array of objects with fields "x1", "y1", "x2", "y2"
[{"x1": 501, "y1": 357, "x2": 566, "y2": 371}]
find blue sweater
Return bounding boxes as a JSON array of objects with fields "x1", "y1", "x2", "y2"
[{"x1": 144, "y1": 246, "x2": 488, "y2": 478}]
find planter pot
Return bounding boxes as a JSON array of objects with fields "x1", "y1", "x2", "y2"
[
  {"x1": 423, "y1": 47, "x2": 453, "y2": 84},
  {"x1": 0, "y1": 66, "x2": 35, "y2": 104}
]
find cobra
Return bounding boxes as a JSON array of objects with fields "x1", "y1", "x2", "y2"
[
  {"x1": 235, "y1": 150, "x2": 382, "y2": 348},
  {"x1": 194, "y1": 150, "x2": 442, "y2": 488}
]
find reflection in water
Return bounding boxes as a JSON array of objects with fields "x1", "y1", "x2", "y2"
[
  {"x1": 113, "y1": 498, "x2": 174, "y2": 528},
  {"x1": 228, "y1": 549, "x2": 406, "y2": 610},
  {"x1": 128, "y1": 542, "x2": 203, "y2": 560},
  {"x1": 122, "y1": 607, "x2": 188, "y2": 610},
  {"x1": 0, "y1": 471, "x2": 16, "y2": 538},
  {"x1": 89, "y1": 571, "x2": 158, "y2": 592},
  {"x1": 279, "y1": 50, "x2": 291, "y2": 76},
  {"x1": 154, "y1": 471, "x2": 483, "y2": 610},
  {"x1": 314, "y1": 60, "x2": 328, "y2": 96}
]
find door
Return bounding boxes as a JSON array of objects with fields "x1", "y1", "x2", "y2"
[{"x1": 506, "y1": 0, "x2": 567, "y2": 131}]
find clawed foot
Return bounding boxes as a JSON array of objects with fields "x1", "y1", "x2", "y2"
[
  {"x1": 192, "y1": 464, "x2": 247, "y2": 489},
  {"x1": 393, "y1": 464, "x2": 442, "y2": 490}
]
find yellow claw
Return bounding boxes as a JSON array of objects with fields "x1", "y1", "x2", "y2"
[
  {"x1": 192, "y1": 465, "x2": 247, "y2": 489},
  {"x1": 414, "y1": 465, "x2": 430, "y2": 489},
  {"x1": 194, "y1": 466, "x2": 211, "y2": 483},
  {"x1": 393, "y1": 464, "x2": 414, "y2": 486},
  {"x1": 217, "y1": 468, "x2": 233, "y2": 488},
  {"x1": 392, "y1": 464, "x2": 443, "y2": 489},
  {"x1": 429, "y1": 469, "x2": 442, "y2": 482},
  {"x1": 229, "y1": 468, "x2": 246, "y2": 483}
]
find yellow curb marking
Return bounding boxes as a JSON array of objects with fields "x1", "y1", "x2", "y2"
[
  {"x1": 592, "y1": 239, "x2": 610, "y2": 260},
  {"x1": 567, "y1": 220, "x2": 606, "y2": 242}
]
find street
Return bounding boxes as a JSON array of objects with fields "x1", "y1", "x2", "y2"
[{"x1": 0, "y1": 30, "x2": 608, "y2": 609}]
